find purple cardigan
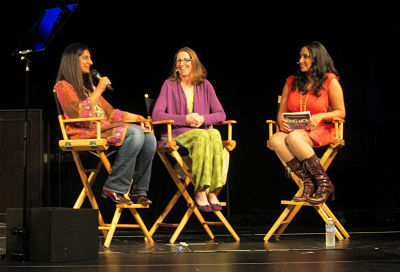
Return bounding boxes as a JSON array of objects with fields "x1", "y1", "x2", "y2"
[{"x1": 152, "y1": 79, "x2": 226, "y2": 138}]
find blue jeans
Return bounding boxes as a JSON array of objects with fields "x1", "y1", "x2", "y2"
[{"x1": 103, "y1": 125, "x2": 156, "y2": 196}]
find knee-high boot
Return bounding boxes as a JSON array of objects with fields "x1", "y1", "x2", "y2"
[
  {"x1": 285, "y1": 158, "x2": 315, "y2": 202},
  {"x1": 303, "y1": 154, "x2": 335, "y2": 204}
]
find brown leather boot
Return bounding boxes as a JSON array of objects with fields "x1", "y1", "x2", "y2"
[
  {"x1": 285, "y1": 158, "x2": 315, "y2": 202},
  {"x1": 303, "y1": 154, "x2": 335, "y2": 204}
]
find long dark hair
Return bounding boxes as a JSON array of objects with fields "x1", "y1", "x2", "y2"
[
  {"x1": 55, "y1": 43, "x2": 94, "y2": 100},
  {"x1": 292, "y1": 41, "x2": 338, "y2": 97}
]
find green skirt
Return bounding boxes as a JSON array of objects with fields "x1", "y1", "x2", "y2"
[{"x1": 176, "y1": 128, "x2": 224, "y2": 193}]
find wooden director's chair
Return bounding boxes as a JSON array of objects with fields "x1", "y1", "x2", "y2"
[
  {"x1": 145, "y1": 96, "x2": 240, "y2": 244},
  {"x1": 264, "y1": 96, "x2": 350, "y2": 242},
  {"x1": 53, "y1": 90, "x2": 154, "y2": 248}
]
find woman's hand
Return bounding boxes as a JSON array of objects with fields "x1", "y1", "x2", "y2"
[
  {"x1": 96, "y1": 77, "x2": 111, "y2": 93},
  {"x1": 277, "y1": 114, "x2": 291, "y2": 133},
  {"x1": 307, "y1": 113, "x2": 325, "y2": 130},
  {"x1": 186, "y1": 113, "x2": 204, "y2": 127},
  {"x1": 125, "y1": 113, "x2": 151, "y2": 130}
]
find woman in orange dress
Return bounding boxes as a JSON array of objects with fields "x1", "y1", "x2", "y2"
[{"x1": 269, "y1": 41, "x2": 345, "y2": 204}]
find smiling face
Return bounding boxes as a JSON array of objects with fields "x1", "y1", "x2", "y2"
[
  {"x1": 78, "y1": 49, "x2": 93, "y2": 74},
  {"x1": 175, "y1": 51, "x2": 192, "y2": 79},
  {"x1": 298, "y1": 46, "x2": 312, "y2": 74}
]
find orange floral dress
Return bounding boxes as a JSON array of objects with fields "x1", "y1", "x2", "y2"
[
  {"x1": 54, "y1": 80, "x2": 130, "y2": 146},
  {"x1": 286, "y1": 73, "x2": 338, "y2": 148}
]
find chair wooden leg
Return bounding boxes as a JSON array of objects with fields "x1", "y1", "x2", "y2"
[
  {"x1": 98, "y1": 150, "x2": 112, "y2": 174},
  {"x1": 73, "y1": 160, "x2": 102, "y2": 209},
  {"x1": 103, "y1": 205, "x2": 154, "y2": 248},
  {"x1": 264, "y1": 206, "x2": 294, "y2": 242},
  {"x1": 170, "y1": 207, "x2": 195, "y2": 244},
  {"x1": 128, "y1": 208, "x2": 154, "y2": 244},
  {"x1": 167, "y1": 203, "x2": 215, "y2": 243},
  {"x1": 148, "y1": 190, "x2": 182, "y2": 236},
  {"x1": 192, "y1": 207, "x2": 215, "y2": 240},
  {"x1": 314, "y1": 205, "x2": 344, "y2": 240},
  {"x1": 71, "y1": 151, "x2": 108, "y2": 237},
  {"x1": 275, "y1": 204, "x2": 303, "y2": 240},
  {"x1": 214, "y1": 210, "x2": 240, "y2": 241},
  {"x1": 155, "y1": 149, "x2": 239, "y2": 243},
  {"x1": 320, "y1": 203, "x2": 350, "y2": 239},
  {"x1": 103, "y1": 207, "x2": 122, "y2": 248}
]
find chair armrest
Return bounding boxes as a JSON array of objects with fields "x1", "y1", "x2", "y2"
[
  {"x1": 125, "y1": 118, "x2": 152, "y2": 130},
  {"x1": 62, "y1": 117, "x2": 106, "y2": 123},
  {"x1": 266, "y1": 120, "x2": 279, "y2": 140},
  {"x1": 59, "y1": 116, "x2": 106, "y2": 140},
  {"x1": 152, "y1": 120, "x2": 175, "y2": 125},
  {"x1": 212, "y1": 120, "x2": 237, "y2": 151},
  {"x1": 333, "y1": 117, "x2": 345, "y2": 123},
  {"x1": 213, "y1": 120, "x2": 237, "y2": 125},
  {"x1": 125, "y1": 118, "x2": 151, "y2": 123},
  {"x1": 332, "y1": 118, "x2": 345, "y2": 141},
  {"x1": 151, "y1": 120, "x2": 175, "y2": 142},
  {"x1": 213, "y1": 120, "x2": 236, "y2": 141}
]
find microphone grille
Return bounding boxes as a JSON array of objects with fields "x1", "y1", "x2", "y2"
[{"x1": 90, "y1": 69, "x2": 101, "y2": 79}]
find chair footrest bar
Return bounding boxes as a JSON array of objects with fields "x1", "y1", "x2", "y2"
[
  {"x1": 116, "y1": 203, "x2": 150, "y2": 208},
  {"x1": 204, "y1": 221, "x2": 224, "y2": 226},
  {"x1": 158, "y1": 223, "x2": 179, "y2": 227},
  {"x1": 99, "y1": 224, "x2": 141, "y2": 229},
  {"x1": 84, "y1": 169, "x2": 100, "y2": 173},
  {"x1": 114, "y1": 224, "x2": 140, "y2": 228},
  {"x1": 281, "y1": 200, "x2": 322, "y2": 206}
]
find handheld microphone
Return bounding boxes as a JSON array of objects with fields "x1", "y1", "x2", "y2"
[{"x1": 90, "y1": 69, "x2": 114, "y2": 91}]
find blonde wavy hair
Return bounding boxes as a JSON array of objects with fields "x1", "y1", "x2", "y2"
[{"x1": 169, "y1": 47, "x2": 207, "y2": 85}]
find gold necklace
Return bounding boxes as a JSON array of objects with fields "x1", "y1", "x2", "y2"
[
  {"x1": 299, "y1": 80, "x2": 313, "y2": 111},
  {"x1": 299, "y1": 91, "x2": 310, "y2": 112}
]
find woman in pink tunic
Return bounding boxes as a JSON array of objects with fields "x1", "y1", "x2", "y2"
[{"x1": 54, "y1": 43, "x2": 156, "y2": 205}]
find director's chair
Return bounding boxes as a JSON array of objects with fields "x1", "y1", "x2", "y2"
[
  {"x1": 264, "y1": 96, "x2": 350, "y2": 242},
  {"x1": 53, "y1": 89, "x2": 154, "y2": 248},
  {"x1": 145, "y1": 96, "x2": 240, "y2": 244}
]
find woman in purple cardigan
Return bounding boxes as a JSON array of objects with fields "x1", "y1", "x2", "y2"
[{"x1": 152, "y1": 47, "x2": 226, "y2": 212}]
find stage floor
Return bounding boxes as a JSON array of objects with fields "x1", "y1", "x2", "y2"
[{"x1": 1, "y1": 224, "x2": 399, "y2": 272}]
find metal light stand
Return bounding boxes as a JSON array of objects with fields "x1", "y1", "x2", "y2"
[{"x1": 11, "y1": 49, "x2": 33, "y2": 261}]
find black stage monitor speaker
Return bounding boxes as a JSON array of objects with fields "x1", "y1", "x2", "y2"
[
  {"x1": 6, "y1": 207, "x2": 98, "y2": 262},
  {"x1": 0, "y1": 109, "x2": 43, "y2": 219}
]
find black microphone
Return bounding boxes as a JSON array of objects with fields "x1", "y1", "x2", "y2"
[{"x1": 90, "y1": 69, "x2": 114, "y2": 91}]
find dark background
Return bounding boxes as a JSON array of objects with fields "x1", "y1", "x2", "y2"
[{"x1": 1, "y1": 0, "x2": 399, "y2": 230}]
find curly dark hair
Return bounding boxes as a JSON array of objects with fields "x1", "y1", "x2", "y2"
[{"x1": 292, "y1": 41, "x2": 338, "y2": 97}]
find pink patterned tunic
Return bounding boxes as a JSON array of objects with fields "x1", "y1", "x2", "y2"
[{"x1": 54, "y1": 80, "x2": 130, "y2": 146}]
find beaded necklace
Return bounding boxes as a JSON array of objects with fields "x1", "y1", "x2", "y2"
[
  {"x1": 299, "y1": 81, "x2": 314, "y2": 111},
  {"x1": 299, "y1": 91, "x2": 310, "y2": 112}
]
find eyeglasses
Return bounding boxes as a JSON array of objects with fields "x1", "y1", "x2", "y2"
[{"x1": 176, "y1": 58, "x2": 192, "y2": 65}]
